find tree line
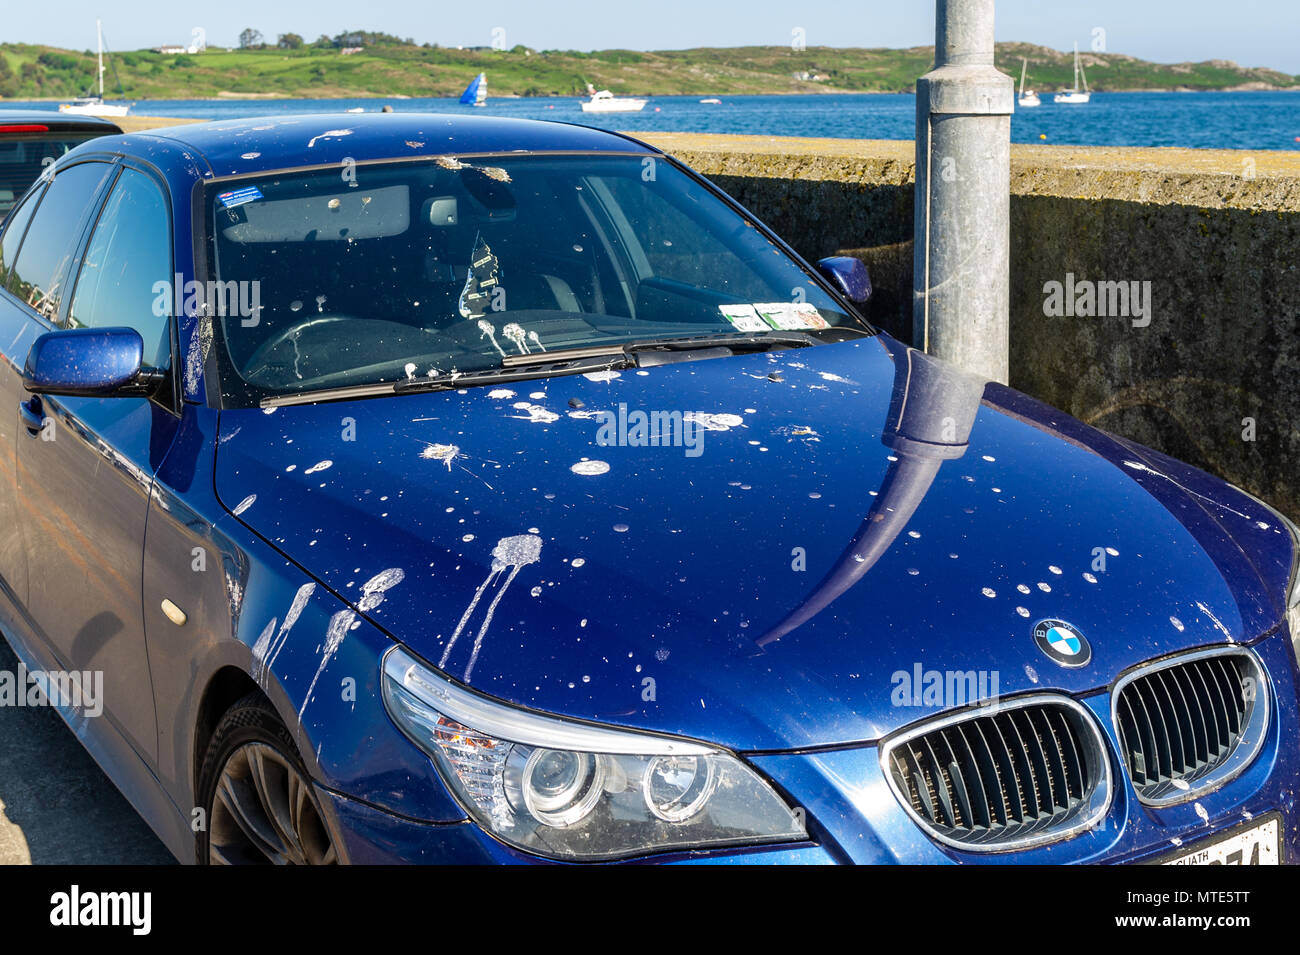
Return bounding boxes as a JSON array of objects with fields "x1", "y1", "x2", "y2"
[{"x1": 238, "y1": 29, "x2": 419, "y2": 51}]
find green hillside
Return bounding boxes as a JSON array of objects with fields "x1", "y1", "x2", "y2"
[{"x1": 0, "y1": 38, "x2": 1295, "y2": 101}]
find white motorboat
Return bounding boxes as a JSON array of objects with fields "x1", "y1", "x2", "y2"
[
  {"x1": 580, "y1": 86, "x2": 646, "y2": 113},
  {"x1": 1053, "y1": 43, "x2": 1091, "y2": 104}
]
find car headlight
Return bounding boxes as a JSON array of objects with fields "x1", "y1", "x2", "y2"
[
  {"x1": 1227, "y1": 487, "x2": 1300, "y2": 663},
  {"x1": 1277, "y1": 511, "x2": 1300, "y2": 662},
  {"x1": 381, "y1": 647, "x2": 807, "y2": 860}
]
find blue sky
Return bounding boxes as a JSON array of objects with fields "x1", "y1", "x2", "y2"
[{"x1": 11, "y1": 0, "x2": 1300, "y2": 74}]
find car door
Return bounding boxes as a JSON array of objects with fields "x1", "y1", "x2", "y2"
[
  {"x1": 7, "y1": 160, "x2": 180, "y2": 764},
  {"x1": 0, "y1": 182, "x2": 45, "y2": 621}
]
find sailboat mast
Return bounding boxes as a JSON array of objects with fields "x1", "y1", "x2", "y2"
[
  {"x1": 97, "y1": 18, "x2": 105, "y2": 98},
  {"x1": 1073, "y1": 42, "x2": 1079, "y2": 91},
  {"x1": 1019, "y1": 58, "x2": 1026, "y2": 96}
]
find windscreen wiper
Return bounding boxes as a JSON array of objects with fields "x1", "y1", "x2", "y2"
[
  {"x1": 392, "y1": 352, "x2": 633, "y2": 394},
  {"x1": 622, "y1": 332, "x2": 818, "y2": 356},
  {"x1": 260, "y1": 353, "x2": 632, "y2": 407},
  {"x1": 258, "y1": 331, "x2": 847, "y2": 408}
]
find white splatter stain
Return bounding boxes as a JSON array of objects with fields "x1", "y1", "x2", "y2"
[
  {"x1": 981, "y1": 587, "x2": 997, "y2": 598},
  {"x1": 440, "y1": 534, "x2": 544, "y2": 681},
  {"x1": 502, "y1": 323, "x2": 529, "y2": 354},
  {"x1": 487, "y1": 389, "x2": 516, "y2": 399},
  {"x1": 299, "y1": 607, "x2": 356, "y2": 721},
  {"x1": 570, "y1": 460, "x2": 610, "y2": 476},
  {"x1": 232, "y1": 494, "x2": 256, "y2": 516},
  {"x1": 421, "y1": 443, "x2": 460, "y2": 469},
  {"x1": 357, "y1": 568, "x2": 404, "y2": 612},
  {"x1": 512, "y1": 402, "x2": 559, "y2": 424},
  {"x1": 184, "y1": 314, "x2": 213, "y2": 397},
  {"x1": 582, "y1": 370, "x2": 621, "y2": 383},
  {"x1": 684, "y1": 412, "x2": 744, "y2": 432},
  {"x1": 1083, "y1": 572, "x2": 1098, "y2": 583},
  {"x1": 306, "y1": 128, "x2": 353, "y2": 148},
  {"x1": 1121, "y1": 461, "x2": 1252, "y2": 520},
  {"x1": 478, "y1": 320, "x2": 506, "y2": 357},
  {"x1": 305, "y1": 460, "x2": 333, "y2": 475},
  {"x1": 1170, "y1": 616, "x2": 1185, "y2": 632},
  {"x1": 253, "y1": 582, "x2": 317, "y2": 684},
  {"x1": 528, "y1": 330, "x2": 547, "y2": 352},
  {"x1": 1196, "y1": 601, "x2": 1233, "y2": 641}
]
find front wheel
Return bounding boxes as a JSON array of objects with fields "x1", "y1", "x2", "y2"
[{"x1": 197, "y1": 693, "x2": 338, "y2": 865}]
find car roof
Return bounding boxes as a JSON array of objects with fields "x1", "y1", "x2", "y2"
[
  {"x1": 141, "y1": 112, "x2": 657, "y2": 179},
  {"x1": 0, "y1": 109, "x2": 123, "y2": 134}
]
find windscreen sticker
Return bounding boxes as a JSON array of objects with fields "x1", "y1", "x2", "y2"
[
  {"x1": 458, "y1": 232, "x2": 501, "y2": 319},
  {"x1": 718, "y1": 304, "x2": 769, "y2": 332},
  {"x1": 217, "y1": 186, "x2": 264, "y2": 209},
  {"x1": 753, "y1": 302, "x2": 831, "y2": 331}
]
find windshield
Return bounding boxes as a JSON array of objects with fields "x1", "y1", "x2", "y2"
[{"x1": 205, "y1": 153, "x2": 867, "y2": 404}]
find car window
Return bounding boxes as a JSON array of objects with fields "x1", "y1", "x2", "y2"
[
  {"x1": 590, "y1": 174, "x2": 772, "y2": 293},
  {"x1": 6, "y1": 161, "x2": 113, "y2": 322},
  {"x1": 0, "y1": 183, "x2": 42, "y2": 285},
  {"x1": 0, "y1": 131, "x2": 105, "y2": 219},
  {"x1": 68, "y1": 167, "x2": 173, "y2": 368}
]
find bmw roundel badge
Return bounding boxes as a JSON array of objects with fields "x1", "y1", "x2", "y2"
[{"x1": 1032, "y1": 619, "x2": 1091, "y2": 667}]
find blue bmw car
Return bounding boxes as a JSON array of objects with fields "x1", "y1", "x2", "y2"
[{"x1": 0, "y1": 113, "x2": 1295, "y2": 864}]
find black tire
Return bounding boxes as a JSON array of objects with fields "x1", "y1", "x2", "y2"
[{"x1": 196, "y1": 692, "x2": 338, "y2": 864}]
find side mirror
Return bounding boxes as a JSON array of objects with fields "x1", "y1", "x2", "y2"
[
  {"x1": 816, "y1": 256, "x2": 873, "y2": 304},
  {"x1": 23, "y1": 327, "x2": 159, "y2": 398}
]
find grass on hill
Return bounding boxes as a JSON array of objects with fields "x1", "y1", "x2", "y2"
[{"x1": 0, "y1": 40, "x2": 1295, "y2": 101}]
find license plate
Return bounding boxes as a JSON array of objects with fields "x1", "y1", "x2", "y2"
[{"x1": 1160, "y1": 814, "x2": 1281, "y2": 866}]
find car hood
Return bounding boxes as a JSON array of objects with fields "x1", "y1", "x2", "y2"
[{"x1": 214, "y1": 335, "x2": 1290, "y2": 750}]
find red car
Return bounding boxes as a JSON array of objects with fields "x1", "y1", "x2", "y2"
[{"x1": 0, "y1": 110, "x2": 122, "y2": 220}]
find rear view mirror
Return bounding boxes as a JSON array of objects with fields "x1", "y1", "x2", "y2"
[
  {"x1": 23, "y1": 327, "x2": 160, "y2": 398},
  {"x1": 816, "y1": 256, "x2": 873, "y2": 304}
]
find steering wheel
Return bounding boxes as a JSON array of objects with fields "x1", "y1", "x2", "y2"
[{"x1": 242, "y1": 315, "x2": 354, "y2": 380}]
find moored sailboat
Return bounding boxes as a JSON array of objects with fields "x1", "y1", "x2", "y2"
[
  {"x1": 1017, "y1": 58, "x2": 1041, "y2": 107},
  {"x1": 1053, "y1": 43, "x2": 1091, "y2": 104},
  {"x1": 59, "y1": 19, "x2": 131, "y2": 117}
]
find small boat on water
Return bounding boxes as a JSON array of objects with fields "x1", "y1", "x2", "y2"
[
  {"x1": 699, "y1": 98, "x2": 722, "y2": 105},
  {"x1": 459, "y1": 73, "x2": 487, "y2": 107},
  {"x1": 59, "y1": 19, "x2": 131, "y2": 117},
  {"x1": 1017, "y1": 58, "x2": 1040, "y2": 107},
  {"x1": 580, "y1": 84, "x2": 646, "y2": 113},
  {"x1": 1054, "y1": 43, "x2": 1091, "y2": 104}
]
